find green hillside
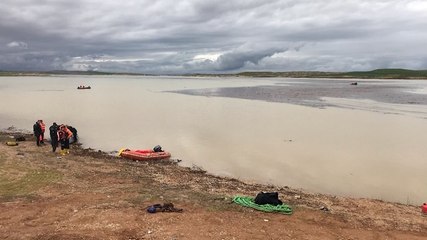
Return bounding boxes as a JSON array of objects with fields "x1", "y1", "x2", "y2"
[
  {"x1": 334, "y1": 69, "x2": 427, "y2": 79},
  {"x1": 236, "y1": 69, "x2": 427, "y2": 79}
]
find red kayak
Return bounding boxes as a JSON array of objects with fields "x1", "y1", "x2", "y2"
[{"x1": 119, "y1": 148, "x2": 171, "y2": 161}]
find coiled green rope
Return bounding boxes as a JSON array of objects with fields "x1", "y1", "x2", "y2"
[{"x1": 233, "y1": 196, "x2": 292, "y2": 215}]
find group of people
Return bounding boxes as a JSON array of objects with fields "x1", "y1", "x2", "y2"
[
  {"x1": 33, "y1": 120, "x2": 78, "y2": 155},
  {"x1": 33, "y1": 120, "x2": 46, "y2": 146}
]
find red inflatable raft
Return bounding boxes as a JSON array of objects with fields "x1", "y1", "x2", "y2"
[{"x1": 119, "y1": 148, "x2": 171, "y2": 161}]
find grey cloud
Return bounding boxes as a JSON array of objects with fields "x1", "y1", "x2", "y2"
[
  {"x1": 214, "y1": 46, "x2": 288, "y2": 71},
  {"x1": 0, "y1": 0, "x2": 426, "y2": 73},
  {"x1": 0, "y1": 52, "x2": 71, "y2": 71},
  {"x1": 7, "y1": 41, "x2": 28, "y2": 49}
]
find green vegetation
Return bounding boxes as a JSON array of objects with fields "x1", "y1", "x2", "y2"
[
  {"x1": 0, "y1": 169, "x2": 62, "y2": 199},
  {"x1": 235, "y1": 69, "x2": 427, "y2": 79},
  {"x1": 333, "y1": 69, "x2": 427, "y2": 79}
]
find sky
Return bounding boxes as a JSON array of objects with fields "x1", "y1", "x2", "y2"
[{"x1": 1, "y1": 0, "x2": 427, "y2": 74}]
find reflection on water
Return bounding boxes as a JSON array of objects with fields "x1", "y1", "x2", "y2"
[
  {"x1": 322, "y1": 97, "x2": 427, "y2": 119},
  {"x1": 1, "y1": 75, "x2": 427, "y2": 204}
]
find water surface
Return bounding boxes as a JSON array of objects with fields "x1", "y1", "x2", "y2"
[{"x1": 1, "y1": 75, "x2": 426, "y2": 204}]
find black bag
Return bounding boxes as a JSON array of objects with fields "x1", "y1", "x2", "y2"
[
  {"x1": 15, "y1": 136, "x2": 26, "y2": 141},
  {"x1": 153, "y1": 145, "x2": 163, "y2": 152},
  {"x1": 254, "y1": 192, "x2": 283, "y2": 206}
]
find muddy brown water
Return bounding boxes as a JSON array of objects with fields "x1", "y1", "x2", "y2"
[{"x1": 1, "y1": 75, "x2": 427, "y2": 204}]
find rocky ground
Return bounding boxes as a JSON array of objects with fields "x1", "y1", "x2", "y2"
[{"x1": 0, "y1": 130, "x2": 426, "y2": 240}]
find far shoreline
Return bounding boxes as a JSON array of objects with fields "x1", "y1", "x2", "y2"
[{"x1": 2, "y1": 68, "x2": 427, "y2": 79}]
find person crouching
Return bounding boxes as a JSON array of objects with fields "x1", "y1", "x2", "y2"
[{"x1": 58, "y1": 125, "x2": 73, "y2": 155}]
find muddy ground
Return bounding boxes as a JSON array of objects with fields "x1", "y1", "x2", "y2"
[{"x1": 0, "y1": 130, "x2": 426, "y2": 240}]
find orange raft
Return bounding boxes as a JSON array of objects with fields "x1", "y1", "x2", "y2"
[{"x1": 119, "y1": 148, "x2": 171, "y2": 161}]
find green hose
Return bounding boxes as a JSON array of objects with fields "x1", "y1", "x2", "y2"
[{"x1": 233, "y1": 196, "x2": 292, "y2": 215}]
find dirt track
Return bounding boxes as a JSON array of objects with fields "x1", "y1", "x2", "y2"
[{"x1": 1, "y1": 131, "x2": 426, "y2": 240}]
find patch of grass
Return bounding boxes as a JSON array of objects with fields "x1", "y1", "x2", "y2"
[
  {"x1": 0, "y1": 169, "x2": 62, "y2": 199},
  {"x1": 130, "y1": 185, "x2": 236, "y2": 212}
]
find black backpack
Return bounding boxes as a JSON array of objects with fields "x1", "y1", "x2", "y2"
[
  {"x1": 153, "y1": 145, "x2": 163, "y2": 152},
  {"x1": 254, "y1": 192, "x2": 283, "y2": 206}
]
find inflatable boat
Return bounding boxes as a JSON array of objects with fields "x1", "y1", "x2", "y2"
[
  {"x1": 119, "y1": 148, "x2": 171, "y2": 161},
  {"x1": 77, "y1": 86, "x2": 91, "y2": 90}
]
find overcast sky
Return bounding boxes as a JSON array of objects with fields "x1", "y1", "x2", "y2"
[{"x1": 1, "y1": 0, "x2": 427, "y2": 74}]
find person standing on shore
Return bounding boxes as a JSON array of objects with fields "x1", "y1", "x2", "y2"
[
  {"x1": 64, "y1": 125, "x2": 73, "y2": 154},
  {"x1": 39, "y1": 120, "x2": 46, "y2": 144},
  {"x1": 59, "y1": 125, "x2": 73, "y2": 155},
  {"x1": 33, "y1": 120, "x2": 42, "y2": 146},
  {"x1": 49, "y1": 122, "x2": 59, "y2": 152},
  {"x1": 58, "y1": 126, "x2": 66, "y2": 155}
]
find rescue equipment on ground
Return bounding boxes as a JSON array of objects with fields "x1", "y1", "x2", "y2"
[
  {"x1": 232, "y1": 196, "x2": 292, "y2": 214},
  {"x1": 118, "y1": 147, "x2": 171, "y2": 161},
  {"x1": 6, "y1": 141, "x2": 18, "y2": 146}
]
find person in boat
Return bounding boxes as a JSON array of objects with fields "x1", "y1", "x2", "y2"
[
  {"x1": 33, "y1": 120, "x2": 42, "y2": 146},
  {"x1": 49, "y1": 122, "x2": 59, "y2": 152}
]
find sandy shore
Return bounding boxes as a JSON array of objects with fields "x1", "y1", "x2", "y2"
[{"x1": 1, "y1": 129, "x2": 427, "y2": 239}]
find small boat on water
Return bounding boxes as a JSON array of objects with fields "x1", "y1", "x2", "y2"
[
  {"x1": 77, "y1": 86, "x2": 91, "y2": 90},
  {"x1": 119, "y1": 148, "x2": 171, "y2": 161}
]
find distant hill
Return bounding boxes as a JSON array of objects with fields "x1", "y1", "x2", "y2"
[
  {"x1": 333, "y1": 69, "x2": 427, "y2": 79},
  {"x1": 0, "y1": 70, "x2": 146, "y2": 76},
  {"x1": 235, "y1": 69, "x2": 427, "y2": 79},
  {"x1": 1, "y1": 69, "x2": 427, "y2": 79}
]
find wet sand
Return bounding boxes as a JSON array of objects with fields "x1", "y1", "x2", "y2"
[{"x1": 170, "y1": 79, "x2": 427, "y2": 108}]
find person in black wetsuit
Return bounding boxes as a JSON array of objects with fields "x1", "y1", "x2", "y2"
[
  {"x1": 49, "y1": 122, "x2": 59, "y2": 152},
  {"x1": 33, "y1": 120, "x2": 42, "y2": 146}
]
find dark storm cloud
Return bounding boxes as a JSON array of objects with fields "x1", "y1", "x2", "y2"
[
  {"x1": 214, "y1": 47, "x2": 286, "y2": 71},
  {"x1": 1, "y1": 0, "x2": 427, "y2": 73}
]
